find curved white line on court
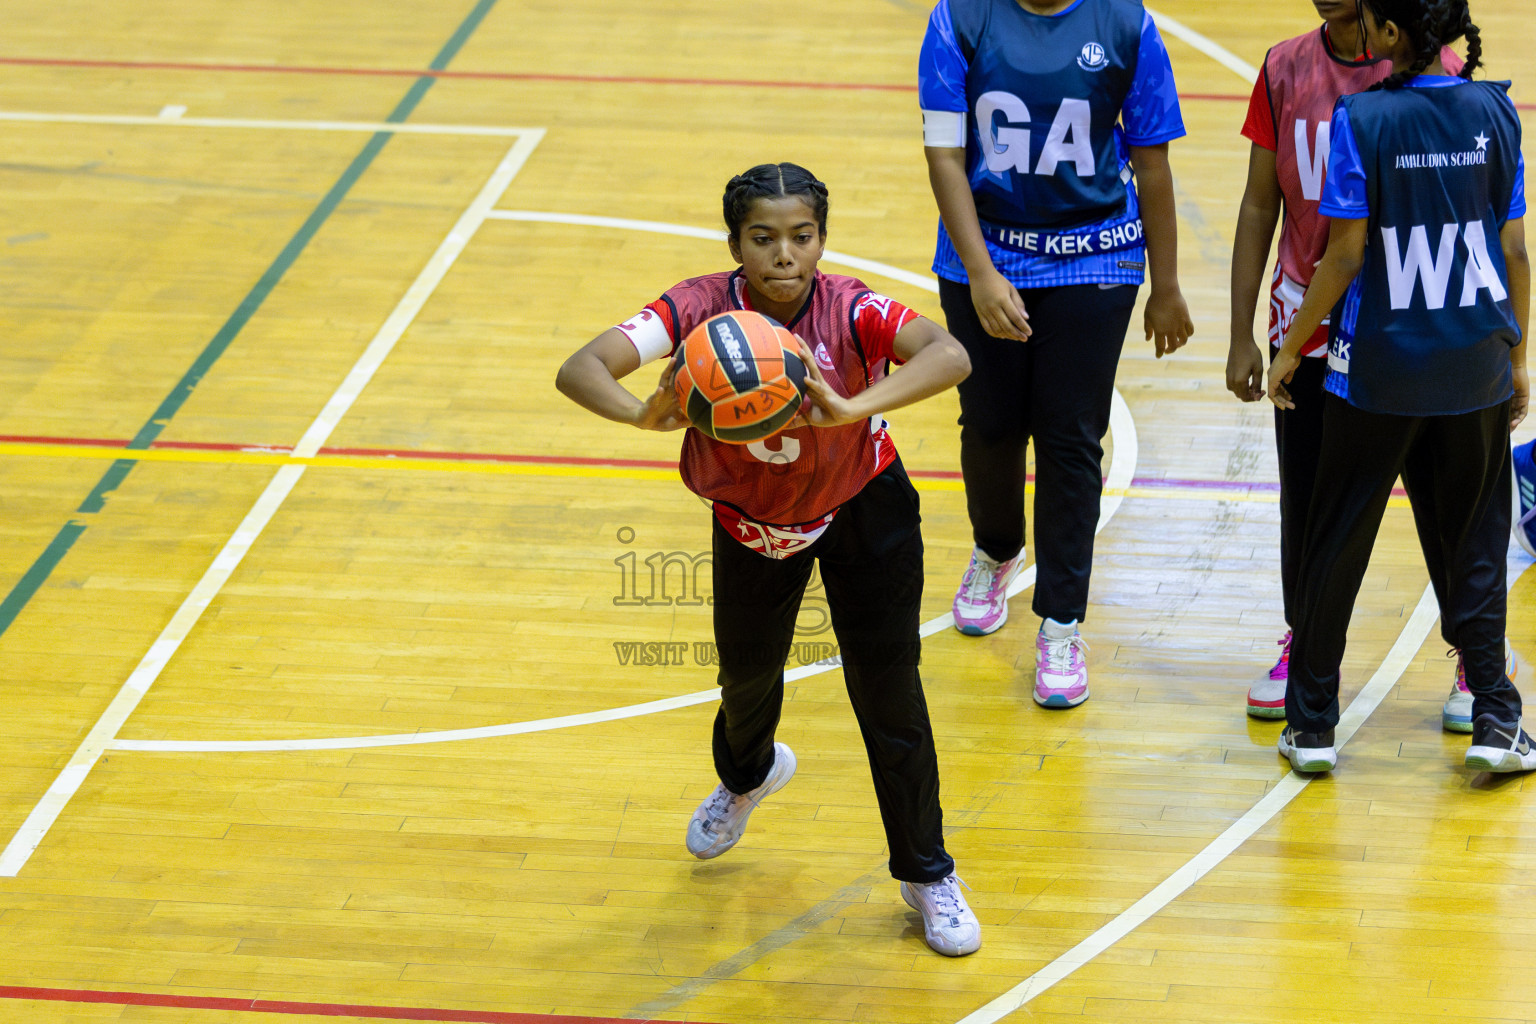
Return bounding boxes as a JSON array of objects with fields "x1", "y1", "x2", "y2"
[
  {"x1": 954, "y1": 544, "x2": 1536, "y2": 1024},
  {"x1": 110, "y1": 690, "x2": 726, "y2": 752},
  {"x1": 1146, "y1": 8, "x2": 1260, "y2": 84},
  {"x1": 108, "y1": 212, "x2": 1139, "y2": 753},
  {"x1": 484, "y1": 209, "x2": 941, "y2": 292}
]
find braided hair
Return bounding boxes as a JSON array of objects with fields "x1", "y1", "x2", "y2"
[
  {"x1": 1363, "y1": 0, "x2": 1482, "y2": 89},
  {"x1": 722, "y1": 163, "x2": 829, "y2": 241}
]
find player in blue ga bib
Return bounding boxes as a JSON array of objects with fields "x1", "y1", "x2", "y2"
[
  {"x1": 918, "y1": 0, "x2": 1192, "y2": 708},
  {"x1": 1266, "y1": 0, "x2": 1533, "y2": 775}
]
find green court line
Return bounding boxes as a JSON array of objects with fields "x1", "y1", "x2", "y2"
[
  {"x1": 1, "y1": 0, "x2": 500, "y2": 635},
  {"x1": 0, "y1": 521, "x2": 87, "y2": 635}
]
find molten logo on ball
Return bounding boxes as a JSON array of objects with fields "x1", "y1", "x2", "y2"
[{"x1": 674, "y1": 311, "x2": 808, "y2": 444}]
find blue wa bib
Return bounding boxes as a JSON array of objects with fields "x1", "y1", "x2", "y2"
[{"x1": 1328, "y1": 80, "x2": 1522, "y2": 415}]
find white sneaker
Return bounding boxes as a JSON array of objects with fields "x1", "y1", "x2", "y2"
[
  {"x1": 900, "y1": 875, "x2": 981, "y2": 956},
  {"x1": 1443, "y1": 640, "x2": 1516, "y2": 734},
  {"x1": 685, "y1": 742, "x2": 796, "y2": 859}
]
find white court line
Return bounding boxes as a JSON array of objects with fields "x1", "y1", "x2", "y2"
[
  {"x1": 108, "y1": 393, "x2": 1135, "y2": 752},
  {"x1": 0, "y1": 130, "x2": 546, "y2": 877},
  {"x1": 0, "y1": 110, "x2": 536, "y2": 136},
  {"x1": 110, "y1": 690, "x2": 726, "y2": 753},
  {"x1": 958, "y1": 549, "x2": 1535, "y2": 1024},
  {"x1": 485, "y1": 210, "x2": 941, "y2": 291},
  {"x1": 1147, "y1": 7, "x2": 1261, "y2": 84},
  {"x1": 108, "y1": 212, "x2": 1138, "y2": 754}
]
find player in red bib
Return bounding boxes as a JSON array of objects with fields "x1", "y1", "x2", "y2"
[
  {"x1": 556, "y1": 163, "x2": 980, "y2": 957},
  {"x1": 1226, "y1": 0, "x2": 1473, "y2": 724}
]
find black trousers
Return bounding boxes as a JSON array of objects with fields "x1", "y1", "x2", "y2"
[
  {"x1": 938, "y1": 277, "x2": 1137, "y2": 623},
  {"x1": 1272, "y1": 347, "x2": 1329, "y2": 628},
  {"x1": 710, "y1": 460, "x2": 953, "y2": 884},
  {"x1": 1286, "y1": 395, "x2": 1521, "y2": 732}
]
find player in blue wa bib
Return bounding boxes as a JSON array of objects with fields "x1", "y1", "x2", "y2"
[{"x1": 1266, "y1": 0, "x2": 1534, "y2": 774}]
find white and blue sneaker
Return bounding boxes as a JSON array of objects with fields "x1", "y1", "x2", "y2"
[
  {"x1": 900, "y1": 875, "x2": 981, "y2": 956},
  {"x1": 1513, "y1": 439, "x2": 1536, "y2": 558}
]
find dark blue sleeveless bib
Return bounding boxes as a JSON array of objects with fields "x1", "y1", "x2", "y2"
[{"x1": 1328, "y1": 80, "x2": 1521, "y2": 415}]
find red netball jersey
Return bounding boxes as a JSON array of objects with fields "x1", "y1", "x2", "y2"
[
  {"x1": 1242, "y1": 26, "x2": 1460, "y2": 354},
  {"x1": 616, "y1": 269, "x2": 918, "y2": 552}
]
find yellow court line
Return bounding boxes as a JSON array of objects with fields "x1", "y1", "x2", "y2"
[
  {"x1": 0, "y1": 442, "x2": 680, "y2": 481},
  {"x1": 0, "y1": 441, "x2": 1411, "y2": 506}
]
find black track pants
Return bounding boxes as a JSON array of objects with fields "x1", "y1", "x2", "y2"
[
  {"x1": 710, "y1": 461, "x2": 954, "y2": 884},
  {"x1": 938, "y1": 277, "x2": 1137, "y2": 623},
  {"x1": 1286, "y1": 396, "x2": 1520, "y2": 732}
]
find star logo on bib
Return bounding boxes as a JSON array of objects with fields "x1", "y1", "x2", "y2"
[{"x1": 1474, "y1": 132, "x2": 1489, "y2": 151}]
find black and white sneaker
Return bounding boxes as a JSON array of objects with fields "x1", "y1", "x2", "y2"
[
  {"x1": 1277, "y1": 726, "x2": 1336, "y2": 773},
  {"x1": 1465, "y1": 715, "x2": 1536, "y2": 773}
]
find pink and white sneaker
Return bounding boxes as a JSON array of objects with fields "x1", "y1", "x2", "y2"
[
  {"x1": 1247, "y1": 630, "x2": 1291, "y2": 720},
  {"x1": 1443, "y1": 639, "x2": 1517, "y2": 734},
  {"x1": 952, "y1": 547, "x2": 1023, "y2": 636},
  {"x1": 1034, "y1": 618, "x2": 1089, "y2": 707}
]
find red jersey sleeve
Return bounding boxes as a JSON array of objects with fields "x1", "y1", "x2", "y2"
[
  {"x1": 1240, "y1": 64, "x2": 1277, "y2": 151},
  {"x1": 850, "y1": 293, "x2": 920, "y2": 365}
]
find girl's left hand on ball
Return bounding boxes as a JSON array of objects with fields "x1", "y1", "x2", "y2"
[{"x1": 791, "y1": 338, "x2": 860, "y2": 428}]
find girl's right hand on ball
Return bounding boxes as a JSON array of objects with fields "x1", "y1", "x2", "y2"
[{"x1": 633, "y1": 357, "x2": 689, "y2": 432}]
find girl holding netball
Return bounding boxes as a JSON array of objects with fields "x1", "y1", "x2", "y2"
[
  {"x1": 1268, "y1": 0, "x2": 1531, "y2": 773},
  {"x1": 1227, "y1": 0, "x2": 1478, "y2": 727},
  {"x1": 919, "y1": 0, "x2": 1193, "y2": 708},
  {"x1": 556, "y1": 163, "x2": 982, "y2": 956}
]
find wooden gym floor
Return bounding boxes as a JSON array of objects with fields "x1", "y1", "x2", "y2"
[{"x1": 1, "y1": 1, "x2": 1535, "y2": 1022}]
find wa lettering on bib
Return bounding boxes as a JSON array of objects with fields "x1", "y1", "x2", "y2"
[{"x1": 1320, "y1": 78, "x2": 1523, "y2": 416}]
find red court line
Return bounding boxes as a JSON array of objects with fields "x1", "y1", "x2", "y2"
[
  {"x1": 4, "y1": 57, "x2": 1530, "y2": 110},
  {"x1": 0, "y1": 55, "x2": 1238, "y2": 99},
  {"x1": 0, "y1": 55, "x2": 914, "y2": 92},
  {"x1": 0, "y1": 985, "x2": 716, "y2": 1023},
  {"x1": 5, "y1": 433, "x2": 1440, "y2": 496}
]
